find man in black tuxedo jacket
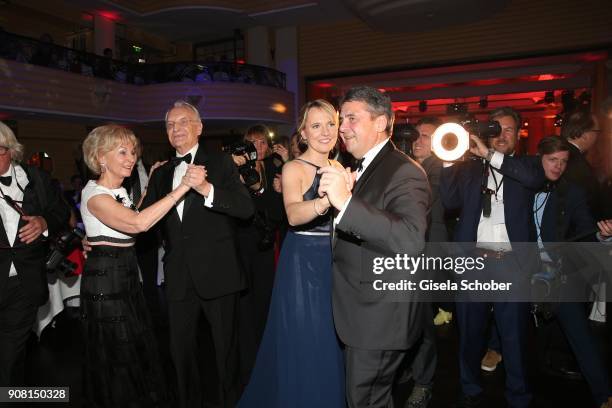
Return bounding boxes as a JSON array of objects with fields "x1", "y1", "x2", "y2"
[
  {"x1": 439, "y1": 107, "x2": 545, "y2": 408},
  {"x1": 318, "y1": 86, "x2": 431, "y2": 407},
  {"x1": 560, "y1": 109, "x2": 602, "y2": 218},
  {"x1": 141, "y1": 101, "x2": 254, "y2": 408},
  {"x1": 0, "y1": 122, "x2": 70, "y2": 385}
]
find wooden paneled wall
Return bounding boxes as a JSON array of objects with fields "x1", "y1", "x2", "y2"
[{"x1": 298, "y1": 0, "x2": 612, "y2": 78}]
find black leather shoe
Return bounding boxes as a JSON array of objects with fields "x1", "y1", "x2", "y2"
[
  {"x1": 405, "y1": 385, "x2": 432, "y2": 408},
  {"x1": 543, "y1": 361, "x2": 582, "y2": 380},
  {"x1": 454, "y1": 393, "x2": 483, "y2": 408}
]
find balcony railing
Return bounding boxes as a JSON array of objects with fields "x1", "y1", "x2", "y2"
[{"x1": 0, "y1": 30, "x2": 286, "y2": 89}]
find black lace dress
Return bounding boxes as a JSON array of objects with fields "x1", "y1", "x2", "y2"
[{"x1": 80, "y1": 182, "x2": 170, "y2": 407}]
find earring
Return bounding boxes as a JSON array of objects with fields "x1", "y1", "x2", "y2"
[{"x1": 100, "y1": 163, "x2": 106, "y2": 173}]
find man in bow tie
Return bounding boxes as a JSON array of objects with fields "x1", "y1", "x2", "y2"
[
  {"x1": 0, "y1": 121, "x2": 69, "y2": 386},
  {"x1": 317, "y1": 86, "x2": 431, "y2": 408},
  {"x1": 140, "y1": 101, "x2": 254, "y2": 408}
]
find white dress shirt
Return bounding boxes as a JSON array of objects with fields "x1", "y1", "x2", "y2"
[
  {"x1": 0, "y1": 164, "x2": 28, "y2": 276},
  {"x1": 475, "y1": 152, "x2": 512, "y2": 250},
  {"x1": 335, "y1": 138, "x2": 390, "y2": 225},
  {"x1": 172, "y1": 143, "x2": 214, "y2": 221}
]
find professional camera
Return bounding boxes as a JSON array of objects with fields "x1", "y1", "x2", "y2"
[
  {"x1": 222, "y1": 140, "x2": 260, "y2": 187},
  {"x1": 392, "y1": 123, "x2": 419, "y2": 155},
  {"x1": 461, "y1": 119, "x2": 502, "y2": 139},
  {"x1": 269, "y1": 144, "x2": 285, "y2": 177},
  {"x1": 46, "y1": 227, "x2": 85, "y2": 277}
]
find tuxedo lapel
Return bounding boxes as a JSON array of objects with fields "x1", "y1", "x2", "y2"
[
  {"x1": 0, "y1": 216, "x2": 9, "y2": 246},
  {"x1": 353, "y1": 141, "x2": 394, "y2": 197},
  {"x1": 332, "y1": 141, "x2": 394, "y2": 250}
]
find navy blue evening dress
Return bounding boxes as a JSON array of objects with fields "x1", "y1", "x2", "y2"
[{"x1": 237, "y1": 160, "x2": 345, "y2": 407}]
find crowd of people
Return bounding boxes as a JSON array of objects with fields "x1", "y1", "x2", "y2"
[
  {"x1": 0, "y1": 29, "x2": 286, "y2": 88},
  {"x1": 0, "y1": 86, "x2": 612, "y2": 408}
]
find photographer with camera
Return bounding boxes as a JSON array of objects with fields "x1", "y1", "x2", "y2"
[
  {"x1": 439, "y1": 107, "x2": 545, "y2": 408},
  {"x1": 232, "y1": 124, "x2": 287, "y2": 383},
  {"x1": 532, "y1": 136, "x2": 612, "y2": 408},
  {"x1": 0, "y1": 121, "x2": 70, "y2": 386}
]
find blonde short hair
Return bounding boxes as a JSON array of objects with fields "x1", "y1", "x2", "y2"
[
  {"x1": 0, "y1": 121, "x2": 25, "y2": 162},
  {"x1": 297, "y1": 99, "x2": 338, "y2": 134},
  {"x1": 82, "y1": 125, "x2": 139, "y2": 175}
]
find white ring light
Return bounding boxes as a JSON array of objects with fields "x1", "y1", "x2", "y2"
[{"x1": 431, "y1": 123, "x2": 470, "y2": 162}]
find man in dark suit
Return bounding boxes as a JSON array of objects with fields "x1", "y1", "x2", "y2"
[
  {"x1": 439, "y1": 107, "x2": 545, "y2": 408},
  {"x1": 560, "y1": 109, "x2": 602, "y2": 218},
  {"x1": 318, "y1": 86, "x2": 431, "y2": 408},
  {"x1": 534, "y1": 135, "x2": 612, "y2": 407},
  {"x1": 402, "y1": 116, "x2": 449, "y2": 408},
  {"x1": 0, "y1": 122, "x2": 70, "y2": 385},
  {"x1": 141, "y1": 101, "x2": 254, "y2": 408}
]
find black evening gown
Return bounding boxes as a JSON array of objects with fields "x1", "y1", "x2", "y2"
[{"x1": 80, "y1": 245, "x2": 170, "y2": 407}]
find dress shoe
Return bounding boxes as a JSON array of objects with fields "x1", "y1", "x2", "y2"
[
  {"x1": 454, "y1": 393, "x2": 483, "y2": 408},
  {"x1": 480, "y1": 349, "x2": 502, "y2": 372},
  {"x1": 405, "y1": 385, "x2": 432, "y2": 408}
]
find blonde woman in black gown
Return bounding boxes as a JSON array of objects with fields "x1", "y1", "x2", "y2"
[{"x1": 80, "y1": 125, "x2": 203, "y2": 407}]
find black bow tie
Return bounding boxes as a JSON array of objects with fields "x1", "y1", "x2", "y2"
[
  {"x1": 171, "y1": 153, "x2": 192, "y2": 167},
  {"x1": 0, "y1": 175, "x2": 11, "y2": 187},
  {"x1": 353, "y1": 158, "x2": 365, "y2": 172}
]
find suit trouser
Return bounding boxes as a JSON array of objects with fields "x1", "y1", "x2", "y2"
[
  {"x1": 168, "y1": 286, "x2": 240, "y2": 408},
  {"x1": 0, "y1": 277, "x2": 37, "y2": 386},
  {"x1": 345, "y1": 346, "x2": 406, "y2": 408},
  {"x1": 556, "y1": 302, "x2": 611, "y2": 405},
  {"x1": 456, "y1": 301, "x2": 531, "y2": 408},
  {"x1": 409, "y1": 305, "x2": 437, "y2": 388}
]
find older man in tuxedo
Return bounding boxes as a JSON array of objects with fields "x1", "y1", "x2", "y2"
[
  {"x1": 0, "y1": 122, "x2": 69, "y2": 385},
  {"x1": 318, "y1": 86, "x2": 431, "y2": 408},
  {"x1": 141, "y1": 101, "x2": 254, "y2": 408}
]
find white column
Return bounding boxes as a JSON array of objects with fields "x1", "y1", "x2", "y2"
[{"x1": 94, "y1": 14, "x2": 115, "y2": 56}]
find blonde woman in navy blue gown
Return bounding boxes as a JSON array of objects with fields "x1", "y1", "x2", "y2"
[{"x1": 238, "y1": 99, "x2": 347, "y2": 407}]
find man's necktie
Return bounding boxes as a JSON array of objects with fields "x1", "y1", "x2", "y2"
[
  {"x1": 0, "y1": 175, "x2": 11, "y2": 187},
  {"x1": 171, "y1": 153, "x2": 192, "y2": 167}
]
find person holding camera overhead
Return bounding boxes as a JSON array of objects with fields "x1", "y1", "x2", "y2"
[
  {"x1": 232, "y1": 124, "x2": 287, "y2": 383},
  {"x1": 0, "y1": 121, "x2": 70, "y2": 386},
  {"x1": 439, "y1": 107, "x2": 545, "y2": 408},
  {"x1": 238, "y1": 99, "x2": 345, "y2": 407},
  {"x1": 80, "y1": 124, "x2": 205, "y2": 407}
]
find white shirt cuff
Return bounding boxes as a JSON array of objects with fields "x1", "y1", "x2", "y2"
[
  {"x1": 333, "y1": 195, "x2": 352, "y2": 226},
  {"x1": 489, "y1": 151, "x2": 504, "y2": 169},
  {"x1": 203, "y1": 184, "x2": 214, "y2": 208},
  {"x1": 596, "y1": 232, "x2": 612, "y2": 242}
]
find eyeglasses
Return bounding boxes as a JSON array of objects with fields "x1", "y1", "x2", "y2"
[
  {"x1": 0, "y1": 146, "x2": 9, "y2": 155},
  {"x1": 165, "y1": 118, "x2": 199, "y2": 131}
]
